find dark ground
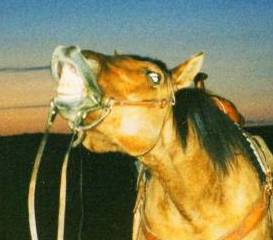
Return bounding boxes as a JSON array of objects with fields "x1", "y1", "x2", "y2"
[{"x1": 0, "y1": 126, "x2": 272, "y2": 240}]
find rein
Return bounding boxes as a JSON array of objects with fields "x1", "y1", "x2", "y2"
[
  {"x1": 28, "y1": 99, "x2": 111, "y2": 240},
  {"x1": 28, "y1": 103, "x2": 57, "y2": 240}
]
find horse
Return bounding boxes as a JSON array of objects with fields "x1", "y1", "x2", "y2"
[{"x1": 30, "y1": 46, "x2": 273, "y2": 240}]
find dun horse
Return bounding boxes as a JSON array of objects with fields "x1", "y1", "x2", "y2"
[{"x1": 29, "y1": 46, "x2": 273, "y2": 240}]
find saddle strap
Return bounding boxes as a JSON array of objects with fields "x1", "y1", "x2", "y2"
[
  {"x1": 221, "y1": 193, "x2": 270, "y2": 240},
  {"x1": 221, "y1": 134, "x2": 273, "y2": 240},
  {"x1": 133, "y1": 135, "x2": 273, "y2": 240}
]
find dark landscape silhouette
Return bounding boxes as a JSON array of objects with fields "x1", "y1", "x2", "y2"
[{"x1": 1, "y1": 125, "x2": 272, "y2": 239}]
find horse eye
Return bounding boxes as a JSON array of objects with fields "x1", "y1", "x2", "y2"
[{"x1": 147, "y1": 71, "x2": 161, "y2": 85}]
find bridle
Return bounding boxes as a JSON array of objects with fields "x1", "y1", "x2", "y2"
[
  {"x1": 28, "y1": 46, "x2": 176, "y2": 240},
  {"x1": 28, "y1": 86, "x2": 175, "y2": 240}
]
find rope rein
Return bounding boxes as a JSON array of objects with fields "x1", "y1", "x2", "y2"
[{"x1": 28, "y1": 103, "x2": 57, "y2": 240}]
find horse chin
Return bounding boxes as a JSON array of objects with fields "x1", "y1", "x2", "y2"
[
  {"x1": 82, "y1": 126, "x2": 154, "y2": 156},
  {"x1": 114, "y1": 135, "x2": 155, "y2": 156},
  {"x1": 82, "y1": 131, "x2": 121, "y2": 153}
]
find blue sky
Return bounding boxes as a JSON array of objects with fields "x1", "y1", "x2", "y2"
[
  {"x1": 2, "y1": 0, "x2": 273, "y2": 66},
  {"x1": 1, "y1": 0, "x2": 273, "y2": 131}
]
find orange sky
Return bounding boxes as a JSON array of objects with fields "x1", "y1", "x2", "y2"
[
  {"x1": 0, "y1": 71, "x2": 69, "y2": 135},
  {"x1": 0, "y1": 69, "x2": 272, "y2": 136}
]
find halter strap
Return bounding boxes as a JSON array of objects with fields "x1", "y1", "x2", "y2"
[
  {"x1": 109, "y1": 97, "x2": 173, "y2": 108},
  {"x1": 112, "y1": 77, "x2": 176, "y2": 158}
]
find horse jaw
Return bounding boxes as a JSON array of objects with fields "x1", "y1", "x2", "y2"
[
  {"x1": 82, "y1": 129, "x2": 121, "y2": 153},
  {"x1": 83, "y1": 106, "x2": 171, "y2": 156}
]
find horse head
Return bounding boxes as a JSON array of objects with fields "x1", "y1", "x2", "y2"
[{"x1": 51, "y1": 45, "x2": 204, "y2": 156}]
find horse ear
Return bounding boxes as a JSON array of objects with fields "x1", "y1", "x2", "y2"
[{"x1": 171, "y1": 52, "x2": 204, "y2": 91}]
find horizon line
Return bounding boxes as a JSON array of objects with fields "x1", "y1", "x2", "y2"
[{"x1": 0, "y1": 65, "x2": 50, "y2": 73}]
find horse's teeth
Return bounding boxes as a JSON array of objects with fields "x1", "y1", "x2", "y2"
[{"x1": 56, "y1": 64, "x2": 86, "y2": 99}]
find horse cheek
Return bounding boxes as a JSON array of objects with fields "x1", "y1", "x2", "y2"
[{"x1": 115, "y1": 109, "x2": 165, "y2": 155}]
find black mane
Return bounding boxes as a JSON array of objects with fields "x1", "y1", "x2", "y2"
[
  {"x1": 173, "y1": 88, "x2": 265, "y2": 182},
  {"x1": 124, "y1": 54, "x2": 169, "y2": 73}
]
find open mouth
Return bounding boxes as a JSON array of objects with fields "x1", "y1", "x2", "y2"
[
  {"x1": 55, "y1": 63, "x2": 87, "y2": 104},
  {"x1": 51, "y1": 46, "x2": 102, "y2": 108},
  {"x1": 50, "y1": 45, "x2": 104, "y2": 126}
]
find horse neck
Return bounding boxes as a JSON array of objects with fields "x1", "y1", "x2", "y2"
[
  {"x1": 138, "y1": 117, "x2": 262, "y2": 220},
  {"x1": 139, "y1": 117, "x2": 215, "y2": 213}
]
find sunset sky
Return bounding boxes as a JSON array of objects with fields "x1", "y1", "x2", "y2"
[{"x1": 1, "y1": 0, "x2": 273, "y2": 135}]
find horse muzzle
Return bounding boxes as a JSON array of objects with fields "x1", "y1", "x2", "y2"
[{"x1": 51, "y1": 46, "x2": 105, "y2": 127}]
